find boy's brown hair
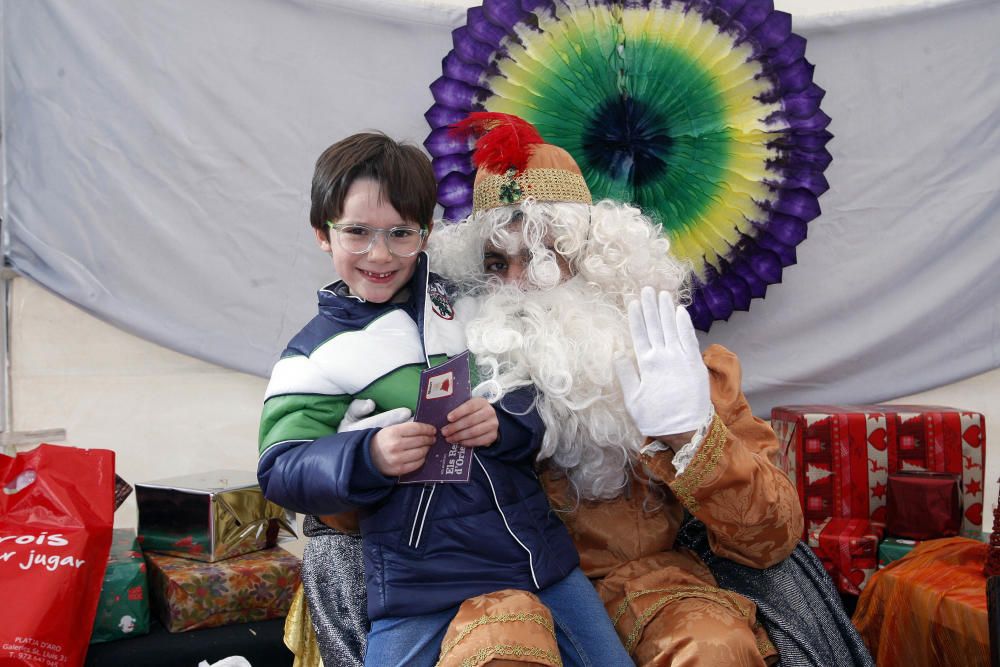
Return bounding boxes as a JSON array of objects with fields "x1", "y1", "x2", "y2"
[{"x1": 310, "y1": 133, "x2": 436, "y2": 233}]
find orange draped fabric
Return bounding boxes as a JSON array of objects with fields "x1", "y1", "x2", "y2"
[{"x1": 853, "y1": 537, "x2": 989, "y2": 667}]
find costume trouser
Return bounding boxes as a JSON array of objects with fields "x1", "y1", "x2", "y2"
[
  {"x1": 596, "y1": 550, "x2": 776, "y2": 667},
  {"x1": 364, "y1": 568, "x2": 634, "y2": 667},
  {"x1": 674, "y1": 518, "x2": 875, "y2": 667}
]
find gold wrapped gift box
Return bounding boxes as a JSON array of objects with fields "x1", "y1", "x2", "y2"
[{"x1": 136, "y1": 469, "x2": 295, "y2": 562}]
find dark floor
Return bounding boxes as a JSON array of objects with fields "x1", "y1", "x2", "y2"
[{"x1": 84, "y1": 617, "x2": 292, "y2": 667}]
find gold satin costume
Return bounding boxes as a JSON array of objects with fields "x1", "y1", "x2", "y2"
[{"x1": 440, "y1": 346, "x2": 803, "y2": 667}]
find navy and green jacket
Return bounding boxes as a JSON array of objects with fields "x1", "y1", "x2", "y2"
[{"x1": 257, "y1": 254, "x2": 579, "y2": 620}]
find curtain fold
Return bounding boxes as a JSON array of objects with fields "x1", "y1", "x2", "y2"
[{"x1": 4, "y1": 0, "x2": 999, "y2": 415}]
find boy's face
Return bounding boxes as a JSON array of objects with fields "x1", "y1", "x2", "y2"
[{"x1": 316, "y1": 179, "x2": 429, "y2": 303}]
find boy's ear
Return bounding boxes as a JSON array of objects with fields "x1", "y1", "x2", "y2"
[{"x1": 314, "y1": 225, "x2": 332, "y2": 251}]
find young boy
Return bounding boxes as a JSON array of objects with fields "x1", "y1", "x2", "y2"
[{"x1": 256, "y1": 133, "x2": 629, "y2": 666}]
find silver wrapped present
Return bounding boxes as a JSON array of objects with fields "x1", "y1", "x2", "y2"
[{"x1": 136, "y1": 469, "x2": 295, "y2": 562}]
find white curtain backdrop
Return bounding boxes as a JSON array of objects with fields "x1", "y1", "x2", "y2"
[{"x1": 4, "y1": 0, "x2": 999, "y2": 415}]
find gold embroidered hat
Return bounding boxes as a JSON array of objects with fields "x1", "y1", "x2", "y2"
[{"x1": 451, "y1": 112, "x2": 592, "y2": 213}]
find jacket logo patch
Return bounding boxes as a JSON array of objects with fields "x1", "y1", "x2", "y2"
[{"x1": 428, "y1": 282, "x2": 454, "y2": 320}]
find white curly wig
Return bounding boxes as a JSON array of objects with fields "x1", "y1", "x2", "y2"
[{"x1": 428, "y1": 198, "x2": 692, "y2": 500}]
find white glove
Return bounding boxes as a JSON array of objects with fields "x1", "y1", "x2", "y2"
[
  {"x1": 337, "y1": 399, "x2": 412, "y2": 433},
  {"x1": 614, "y1": 287, "x2": 712, "y2": 438}
]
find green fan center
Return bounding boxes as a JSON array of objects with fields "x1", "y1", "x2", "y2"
[
  {"x1": 581, "y1": 97, "x2": 672, "y2": 188},
  {"x1": 487, "y1": 13, "x2": 735, "y2": 237}
]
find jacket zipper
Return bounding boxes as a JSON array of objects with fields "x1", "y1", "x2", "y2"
[
  {"x1": 402, "y1": 256, "x2": 443, "y2": 550},
  {"x1": 475, "y1": 454, "x2": 540, "y2": 589},
  {"x1": 401, "y1": 254, "x2": 434, "y2": 551},
  {"x1": 408, "y1": 483, "x2": 436, "y2": 549},
  {"x1": 418, "y1": 253, "x2": 431, "y2": 367}
]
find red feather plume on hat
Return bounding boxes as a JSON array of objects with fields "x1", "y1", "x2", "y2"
[{"x1": 450, "y1": 112, "x2": 544, "y2": 175}]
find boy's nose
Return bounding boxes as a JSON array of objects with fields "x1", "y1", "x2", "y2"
[{"x1": 368, "y1": 234, "x2": 393, "y2": 262}]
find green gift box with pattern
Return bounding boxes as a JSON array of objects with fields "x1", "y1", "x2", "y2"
[
  {"x1": 145, "y1": 547, "x2": 300, "y2": 632},
  {"x1": 90, "y1": 529, "x2": 150, "y2": 643}
]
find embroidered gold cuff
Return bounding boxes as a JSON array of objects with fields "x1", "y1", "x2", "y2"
[
  {"x1": 458, "y1": 644, "x2": 562, "y2": 667},
  {"x1": 436, "y1": 611, "x2": 559, "y2": 667},
  {"x1": 438, "y1": 611, "x2": 555, "y2": 661},
  {"x1": 667, "y1": 415, "x2": 728, "y2": 513}
]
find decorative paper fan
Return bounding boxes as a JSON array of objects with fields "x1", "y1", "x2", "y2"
[{"x1": 424, "y1": 0, "x2": 832, "y2": 331}]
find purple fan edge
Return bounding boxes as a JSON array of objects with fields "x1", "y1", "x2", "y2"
[{"x1": 424, "y1": 0, "x2": 832, "y2": 332}]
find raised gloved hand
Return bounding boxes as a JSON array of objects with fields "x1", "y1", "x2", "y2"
[
  {"x1": 614, "y1": 286, "x2": 712, "y2": 438},
  {"x1": 337, "y1": 399, "x2": 413, "y2": 433}
]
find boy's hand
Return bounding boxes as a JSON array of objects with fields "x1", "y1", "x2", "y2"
[
  {"x1": 440, "y1": 397, "x2": 498, "y2": 447},
  {"x1": 370, "y1": 422, "x2": 436, "y2": 477}
]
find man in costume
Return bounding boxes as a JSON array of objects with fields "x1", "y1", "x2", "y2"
[
  {"x1": 415, "y1": 112, "x2": 790, "y2": 665},
  {"x1": 421, "y1": 112, "x2": 871, "y2": 667}
]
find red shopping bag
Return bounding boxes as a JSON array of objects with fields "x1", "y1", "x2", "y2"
[{"x1": 1, "y1": 444, "x2": 115, "y2": 667}]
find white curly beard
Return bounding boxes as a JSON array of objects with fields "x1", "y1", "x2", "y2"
[
  {"x1": 466, "y1": 278, "x2": 644, "y2": 500},
  {"x1": 429, "y1": 199, "x2": 691, "y2": 501}
]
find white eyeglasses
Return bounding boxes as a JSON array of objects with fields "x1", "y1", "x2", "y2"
[{"x1": 326, "y1": 222, "x2": 427, "y2": 257}]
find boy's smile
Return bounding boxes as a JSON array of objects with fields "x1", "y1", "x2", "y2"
[
  {"x1": 315, "y1": 179, "x2": 429, "y2": 303},
  {"x1": 359, "y1": 269, "x2": 396, "y2": 282}
]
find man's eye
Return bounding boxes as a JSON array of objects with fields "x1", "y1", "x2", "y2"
[
  {"x1": 484, "y1": 261, "x2": 507, "y2": 273},
  {"x1": 390, "y1": 228, "x2": 419, "y2": 239},
  {"x1": 342, "y1": 226, "x2": 371, "y2": 237}
]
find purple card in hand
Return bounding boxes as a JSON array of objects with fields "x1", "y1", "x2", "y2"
[{"x1": 399, "y1": 351, "x2": 473, "y2": 484}]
